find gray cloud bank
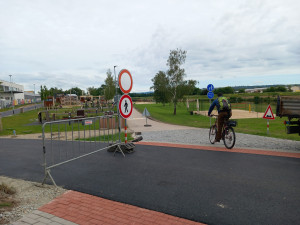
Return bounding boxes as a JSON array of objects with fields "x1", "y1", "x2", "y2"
[{"x1": 0, "y1": 0, "x2": 299, "y2": 91}]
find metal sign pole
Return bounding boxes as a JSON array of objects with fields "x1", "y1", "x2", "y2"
[
  {"x1": 209, "y1": 99, "x2": 211, "y2": 126},
  {"x1": 207, "y1": 84, "x2": 214, "y2": 127},
  {"x1": 125, "y1": 119, "x2": 127, "y2": 143},
  {"x1": 267, "y1": 119, "x2": 269, "y2": 135}
]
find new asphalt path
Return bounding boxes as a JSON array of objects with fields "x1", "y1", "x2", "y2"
[
  {"x1": 0, "y1": 103, "x2": 42, "y2": 117},
  {"x1": 1, "y1": 138, "x2": 300, "y2": 225}
]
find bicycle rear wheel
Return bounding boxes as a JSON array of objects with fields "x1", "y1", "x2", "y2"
[
  {"x1": 223, "y1": 127, "x2": 236, "y2": 149},
  {"x1": 209, "y1": 125, "x2": 217, "y2": 144}
]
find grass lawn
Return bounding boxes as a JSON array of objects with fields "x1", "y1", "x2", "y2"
[
  {"x1": 0, "y1": 109, "x2": 123, "y2": 137},
  {"x1": 1, "y1": 109, "x2": 42, "y2": 136},
  {"x1": 134, "y1": 103, "x2": 300, "y2": 141}
]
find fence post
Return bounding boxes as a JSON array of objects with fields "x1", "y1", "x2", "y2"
[{"x1": 41, "y1": 115, "x2": 124, "y2": 186}]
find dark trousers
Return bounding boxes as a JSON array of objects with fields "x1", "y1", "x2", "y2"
[{"x1": 216, "y1": 111, "x2": 229, "y2": 141}]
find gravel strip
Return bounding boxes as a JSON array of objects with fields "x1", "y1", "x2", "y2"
[
  {"x1": 141, "y1": 128, "x2": 300, "y2": 153},
  {"x1": 0, "y1": 176, "x2": 66, "y2": 225}
]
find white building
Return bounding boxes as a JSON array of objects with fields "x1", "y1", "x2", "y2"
[
  {"x1": 291, "y1": 86, "x2": 300, "y2": 92},
  {"x1": 245, "y1": 88, "x2": 267, "y2": 93},
  {"x1": 0, "y1": 79, "x2": 24, "y2": 108},
  {"x1": 24, "y1": 91, "x2": 41, "y2": 103}
]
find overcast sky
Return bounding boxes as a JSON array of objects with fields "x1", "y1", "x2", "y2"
[{"x1": 0, "y1": 0, "x2": 299, "y2": 92}]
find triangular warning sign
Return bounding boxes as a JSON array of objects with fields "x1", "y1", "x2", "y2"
[{"x1": 263, "y1": 105, "x2": 275, "y2": 120}]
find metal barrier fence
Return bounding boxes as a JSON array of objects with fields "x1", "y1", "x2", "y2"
[{"x1": 42, "y1": 114, "x2": 123, "y2": 186}]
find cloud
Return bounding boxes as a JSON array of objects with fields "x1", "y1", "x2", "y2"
[{"x1": 0, "y1": 0, "x2": 299, "y2": 91}]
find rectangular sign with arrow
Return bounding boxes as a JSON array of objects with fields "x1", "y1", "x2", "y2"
[
  {"x1": 142, "y1": 107, "x2": 151, "y2": 117},
  {"x1": 142, "y1": 107, "x2": 151, "y2": 127}
]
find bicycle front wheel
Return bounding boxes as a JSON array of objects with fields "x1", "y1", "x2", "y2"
[
  {"x1": 209, "y1": 125, "x2": 217, "y2": 144},
  {"x1": 223, "y1": 127, "x2": 236, "y2": 149}
]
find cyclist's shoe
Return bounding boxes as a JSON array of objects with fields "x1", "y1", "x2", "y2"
[{"x1": 213, "y1": 139, "x2": 220, "y2": 144}]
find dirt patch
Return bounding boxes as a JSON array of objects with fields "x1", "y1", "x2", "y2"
[
  {"x1": 0, "y1": 183, "x2": 17, "y2": 224},
  {"x1": 194, "y1": 109, "x2": 266, "y2": 119},
  {"x1": 0, "y1": 176, "x2": 66, "y2": 224},
  {"x1": 134, "y1": 101, "x2": 155, "y2": 104}
]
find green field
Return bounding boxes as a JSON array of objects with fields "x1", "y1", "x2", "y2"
[
  {"x1": 1, "y1": 109, "x2": 42, "y2": 135},
  {"x1": 134, "y1": 103, "x2": 300, "y2": 141}
]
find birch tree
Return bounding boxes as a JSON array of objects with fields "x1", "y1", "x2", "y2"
[{"x1": 167, "y1": 49, "x2": 195, "y2": 115}]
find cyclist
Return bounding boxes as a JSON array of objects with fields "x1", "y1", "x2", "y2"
[{"x1": 208, "y1": 93, "x2": 232, "y2": 143}]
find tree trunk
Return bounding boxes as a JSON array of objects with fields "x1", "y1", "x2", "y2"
[{"x1": 173, "y1": 102, "x2": 177, "y2": 115}]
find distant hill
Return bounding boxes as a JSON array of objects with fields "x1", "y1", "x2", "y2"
[
  {"x1": 231, "y1": 84, "x2": 300, "y2": 91},
  {"x1": 130, "y1": 91, "x2": 154, "y2": 97}
]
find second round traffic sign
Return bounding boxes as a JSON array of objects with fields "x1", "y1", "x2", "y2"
[
  {"x1": 118, "y1": 69, "x2": 133, "y2": 94},
  {"x1": 118, "y1": 94, "x2": 133, "y2": 119}
]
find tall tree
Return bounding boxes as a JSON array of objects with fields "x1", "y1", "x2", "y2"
[
  {"x1": 151, "y1": 71, "x2": 171, "y2": 105},
  {"x1": 65, "y1": 87, "x2": 84, "y2": 96},
  {"x1": 40, "y1": 85, "x2": 49, "y2": 100},
  {"x1": 166, "y1": 48, "x2": 195, "y2": 115},
  {"x1": 49, "y1": 87, "x2": 64, "y2": 97},
  {"x1": 104, "y1": 69, "x2": 116, "y2": 101},
  {"x1": 87, "y1": 86, "x2": 104, "y2": 96}
]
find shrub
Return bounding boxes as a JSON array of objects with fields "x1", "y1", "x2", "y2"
[{"x1": 0, "y1": 183, "x2": 16, "y2": 195}]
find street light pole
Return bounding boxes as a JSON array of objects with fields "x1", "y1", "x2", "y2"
[
  {"x1": 9, "y1": 75, "x2": 14, "y2": 114},
  {"x1": 114, "y1": 66, "x2": 118, "y2": 97},
  {"x1": 34, "y1": 84, "x2": 36, "y2": 109},
  {"x1": 114, "y1": 65, "x2": 121, "y2": 143}
]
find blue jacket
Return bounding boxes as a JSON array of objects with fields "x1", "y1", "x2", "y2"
[{"x1": 208, "y1": 98, "x2": 220, "y2": 115}]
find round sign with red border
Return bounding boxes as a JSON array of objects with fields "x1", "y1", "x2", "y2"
[
  {"x1": 118, "y1": 69, "x2": 133, "y2": 94},
  {"x1": 118, "y1": 94, "x2": 133, "y2": 119}
]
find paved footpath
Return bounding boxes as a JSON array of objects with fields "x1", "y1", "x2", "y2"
[{"x1": 13, "y1": 191, "x2": 204, "y2": 225}]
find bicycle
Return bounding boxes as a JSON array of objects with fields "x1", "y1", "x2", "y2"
[{"x1": 209, "y1": 114, "x2": 237, "y2": 149}]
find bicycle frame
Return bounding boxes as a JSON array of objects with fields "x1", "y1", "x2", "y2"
[
  {"x1": 210, "y1": 115, "x2": 228, "y2": 137},
  {"x1": 209, "y1": 114, "x2": 236, "y2": 149}
]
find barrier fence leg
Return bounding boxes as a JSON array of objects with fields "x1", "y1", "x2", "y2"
[
  {"x1": 114, "y1": 144, "x2": 126, "y2": 157},
  {"x1": 42, "y1": 169, "x2": 57, "y2": 187},
  {"x1": 42, "y1": 145, "x2": 58, "y2": 187}
]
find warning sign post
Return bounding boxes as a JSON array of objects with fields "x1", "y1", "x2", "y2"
[
  {"x1": 262, "y1": 105, "x2": 275, "y2": 134},
  {"x1": 117, "y1": 69, "x2": 133, "y2": 145},
  {"x1": 142, "y1": 107, "x2": 151, "y2": 127}
]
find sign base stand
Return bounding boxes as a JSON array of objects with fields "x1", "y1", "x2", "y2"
[
  {"x1": 113, "y1": 143, "x2": 136, "y2": 156},
  {"x1": 144, "y1": 116, "x2": 151, "y2": 127}
]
